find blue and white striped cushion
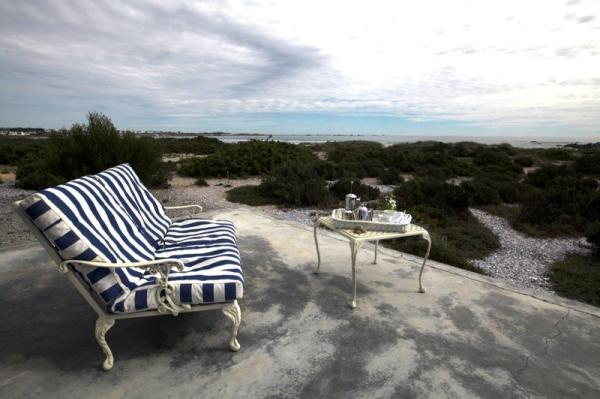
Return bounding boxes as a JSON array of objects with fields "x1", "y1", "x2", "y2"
[
  {"x1": 114, "y1": 219, "x2": 243, "y2": 313},
  {"x1": 160, "y1": 219, "x2": 237, "y2": 248},
  {"x1": 20, "y1": 176, "x2": 157, "y2": 310},
  {"x1": 95, "y1": 164, "x2": 171, "y2": 247}
]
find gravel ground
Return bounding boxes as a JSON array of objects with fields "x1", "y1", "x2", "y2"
[
  {"x1": 470, "y1": 208, "x2": 591, "y2": 291},
  {"x1": 151, "y1": 175, "x2": 263, "y2": 210},
  {"x1": 0, "y1": 183, "x2": 36, "y2": 247}
]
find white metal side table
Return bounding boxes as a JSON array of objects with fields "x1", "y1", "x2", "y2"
[{"x1": 313, "y1": 216, "x2": 431, "y2": 308}]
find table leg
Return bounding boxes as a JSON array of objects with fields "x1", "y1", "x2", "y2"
[
  {"x1": 419, "y1": 233, "x2": 431, "y2": 293},
  {"x1": 313, "y1": 221, "x2": 321, "y2": 274},
  {"x1": 349, "y1": 240, "x2": 362, "y2": 308},
  {"x1": 373, "y1": 240, "x2": 379, "y2": 264}
]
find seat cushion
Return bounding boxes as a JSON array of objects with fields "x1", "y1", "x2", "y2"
[
  {"x1": 160, "y1": 218, "x2": 237, "y2": 249},
  {"x1": 114, "y1": 218, "x2": 243, "y2": 313},
  {"x1": 95, "y1": 164, "x2": 171, "y2": 248},
  {"x1": 19, "y1": 175, "x2": 157, "y2": 311}
]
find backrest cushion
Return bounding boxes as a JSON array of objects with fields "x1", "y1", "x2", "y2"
[
  {"x1": 19, "y1": 175, "x2": 156, "y2": 310},
  {"x1": 95, "y1": 164, "x2": 170, "y2": 247}
]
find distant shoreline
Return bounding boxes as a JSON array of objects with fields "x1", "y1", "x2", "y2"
[
  {"x1": 202, "y1": 133, "x2": 599, "y2": 149},
  {"x1": 2, "y1": 128, "x2": 597, "y2": 149}
]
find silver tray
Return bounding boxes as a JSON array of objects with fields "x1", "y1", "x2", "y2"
[{"x1": 330, "y1": 209, "x2": 410, "y2": 232}]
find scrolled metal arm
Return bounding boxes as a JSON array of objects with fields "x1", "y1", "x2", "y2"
[{"x1": 60, "y1": 258, "x2": 191, "y2": 316}]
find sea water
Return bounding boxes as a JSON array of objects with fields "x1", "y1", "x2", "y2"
[{"x1": 208, "y1": 134, "x2": 596, "y2": 148}]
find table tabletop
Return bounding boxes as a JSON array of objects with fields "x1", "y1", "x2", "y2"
[{"x1": 316, "y1": 216, "x2": 429, "y2": 242}]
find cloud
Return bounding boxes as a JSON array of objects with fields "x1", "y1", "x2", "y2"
[{"x1": 0, "y1": 0, "x2": 599, "y2": 136}]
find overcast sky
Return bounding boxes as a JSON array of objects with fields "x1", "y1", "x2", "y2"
[{"x1": 1, "y1": 0, "x2": 599, "y2": 137}]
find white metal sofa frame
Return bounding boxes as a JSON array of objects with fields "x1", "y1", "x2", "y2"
[{"x1": 13, "y1": 202, "x2": 241, "y2": 371}]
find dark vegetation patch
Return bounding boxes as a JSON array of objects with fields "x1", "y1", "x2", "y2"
[
  {"x1": 13, "y1": 112, "x2": 166, "y2": 190},
  {"x1": 179, "y1": 140, "x2": 317, "y2": 178},
  {"x1": 156, "y1": 136, "x2": 225, "y2": 155},
  {"x1": 225, "y1": 185, "x2": 278, "y2": 206},
  {"x1": 259, "y1": 161, "x2": 333, "y2": 207},
  {"x1": 548, "y1": 254, "x2": 600, "y2": 306},
  {"x1": 387, "y1": 179, "x2": 499, "y2": 272}
]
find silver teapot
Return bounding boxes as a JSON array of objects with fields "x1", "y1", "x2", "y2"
[{"x1": 345, "y1": 193, "x2": 361, "y2": 211}]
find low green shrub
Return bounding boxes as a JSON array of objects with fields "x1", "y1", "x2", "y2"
[
  {"x1": 394, "y1": 177, "x2": 469, "y2": 213},
  {"x1": 525, "y1": 165, "x2": 575, "y2": 188},
  {"x1": 548, "y1": 254, "x2": 600, "y2": 306},
  {"x1": 378, "y1": 168, "x2": 403, "y2": 185},
  {"x1": 385, "y1": 211, "x2": 499, "y2": 273},
  {"x1": 16, "y1": 112, "x2": 166, "y2": 190},
  {"x1": 538, "y1": 148, "x2": 573, "y2": 161},
  {"x1": 0, "y1": 138, "x2": 45, "y2": 166},
  {"x1": 514, "y1": 156, "x2": 534, "y2": 167},
  {"x1": 574, "y1": 153, "x2": 600, "y2": 175},
  {"x1": 519, "y1": 173, "x2": 597, "y2": 229},
  {"x1": 329, "y1": 178, "x2": 380, "y2": 201},
  {"x1": 226, "y1": 185, "x2": 278, "y2": 206},
  {"x1": 473, "y1": 150, "x2": 512, "y2": 168},
  {"x1": 586, "y1": 223, "x2": 600, "y2": 254},
  {"x1": 180, "y1": 140, "x2": 317, "y2": 178},
  {"x1": 16, "y1": 157, "x2": 65, "y2": 189},
  {"x1": 156, "y1": 136, "x2": 225, "y2": 155},
  {"x1": 462, "y1": 179, "x2": 502, "y2": 206},
  {"x1": 260, "y1": 161, "x2": 333, "y2": 207}
]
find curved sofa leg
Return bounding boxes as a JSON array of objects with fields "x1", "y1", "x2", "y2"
[
  {"x1": 95, "y1": 317, "x2": 116, "y2": 371},
  {"x1": 222, "y1": 300, "x2": 241, "y2": 352}
]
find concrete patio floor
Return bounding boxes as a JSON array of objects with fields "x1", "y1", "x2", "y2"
[{"x1": 1, "y1": 207, "x2": 600, "y2": 398}]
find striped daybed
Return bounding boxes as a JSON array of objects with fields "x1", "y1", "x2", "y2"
[{"x1": 13, "y1": 164, "x2": 243, "y2": 370}]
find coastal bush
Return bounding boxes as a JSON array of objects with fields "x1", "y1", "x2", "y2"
[
  {"x1": 462, "y1": 179, "x2": 502, "y2": 206},
  {"x1": 449, "y1": 141, "x2": 483, "y2": 158},
  {"x1": 548, "y1": 254, "x2": 600, "y2": 306},
  {"x1": 16, "y1": 112, "x2": 165, "y2": 190},
  {"x1": 259, "y1": 161, "x2": 333, "y2": 206},
  {"x1": 180, "y1": 140, "x2": 317, "y2": 178},
  {"x1": 514, "y1": 155, "x2": 534, "y2": 167},
  {"x1": 226, "y1": 185, "x2": 278, "y2": 206},
  {"x1": 496, "y1": 143, "x2": 517, "y2": 155},
  {"x1": 524, "y1": 165, "x2": 575, "y2": 188},
  {"x1": 329, "y1": 178, "x2": 380, "y2": 201},
  {"x1": 496, "y1": 181, "x2": 527, "y2": 203},
  {"x1": 574, "y1": 153, "x2": 600, "y2": 175},
  {"x1": 586, "y1": 223, "x2": 600, "y2": 254},
  {"x1": 321, "y1": 141, "x2": 385, "y2": 165},
  {"x1": 385, "y1": 209, "x2": 499, "y2": 273},
  {"x1": 394, "y1": 177, "x2": 469, "y2": 214},
  {"x1": 0, "y1": 138, "x2": 45, "y2": 166},
  {"x1": 583, "y1": 192, "x2": 600, "y2": 222},
  {"x1": 538, "y1": 148, "x2": 573, "y2": 161},
  {"x1": 15, "y1": 156, "x2": 65, "y2": 189},
  {"x1": 517, "y1": 172, "x2": 598, "y2": 235},
  {"x1": 378, "y1": 168, "x2": 403, "y2": 185},
  {"x1": 473, "y1": 150, "x2": 512, "y2": 168},
  {"x1": 157, "y1": 136, "x2": 225, "y2": 155}
]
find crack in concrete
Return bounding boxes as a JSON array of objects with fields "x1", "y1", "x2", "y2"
[
  {"x1": 514, "y1": 309, "x2": 571, "y2": 383},
  {"x1": 542, "y1": 309, "x2": 570, "y2": 356}
]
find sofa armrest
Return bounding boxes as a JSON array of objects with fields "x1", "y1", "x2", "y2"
[
  {"x1": 60, "y1": 258, "x2": 185, "y2": 272},
  {"x1": 164, "y1": 204, "x2": 203, "y2": 215},
  {"x1": 61, "y1": 258, "x2": 191, "y2": 316}
]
